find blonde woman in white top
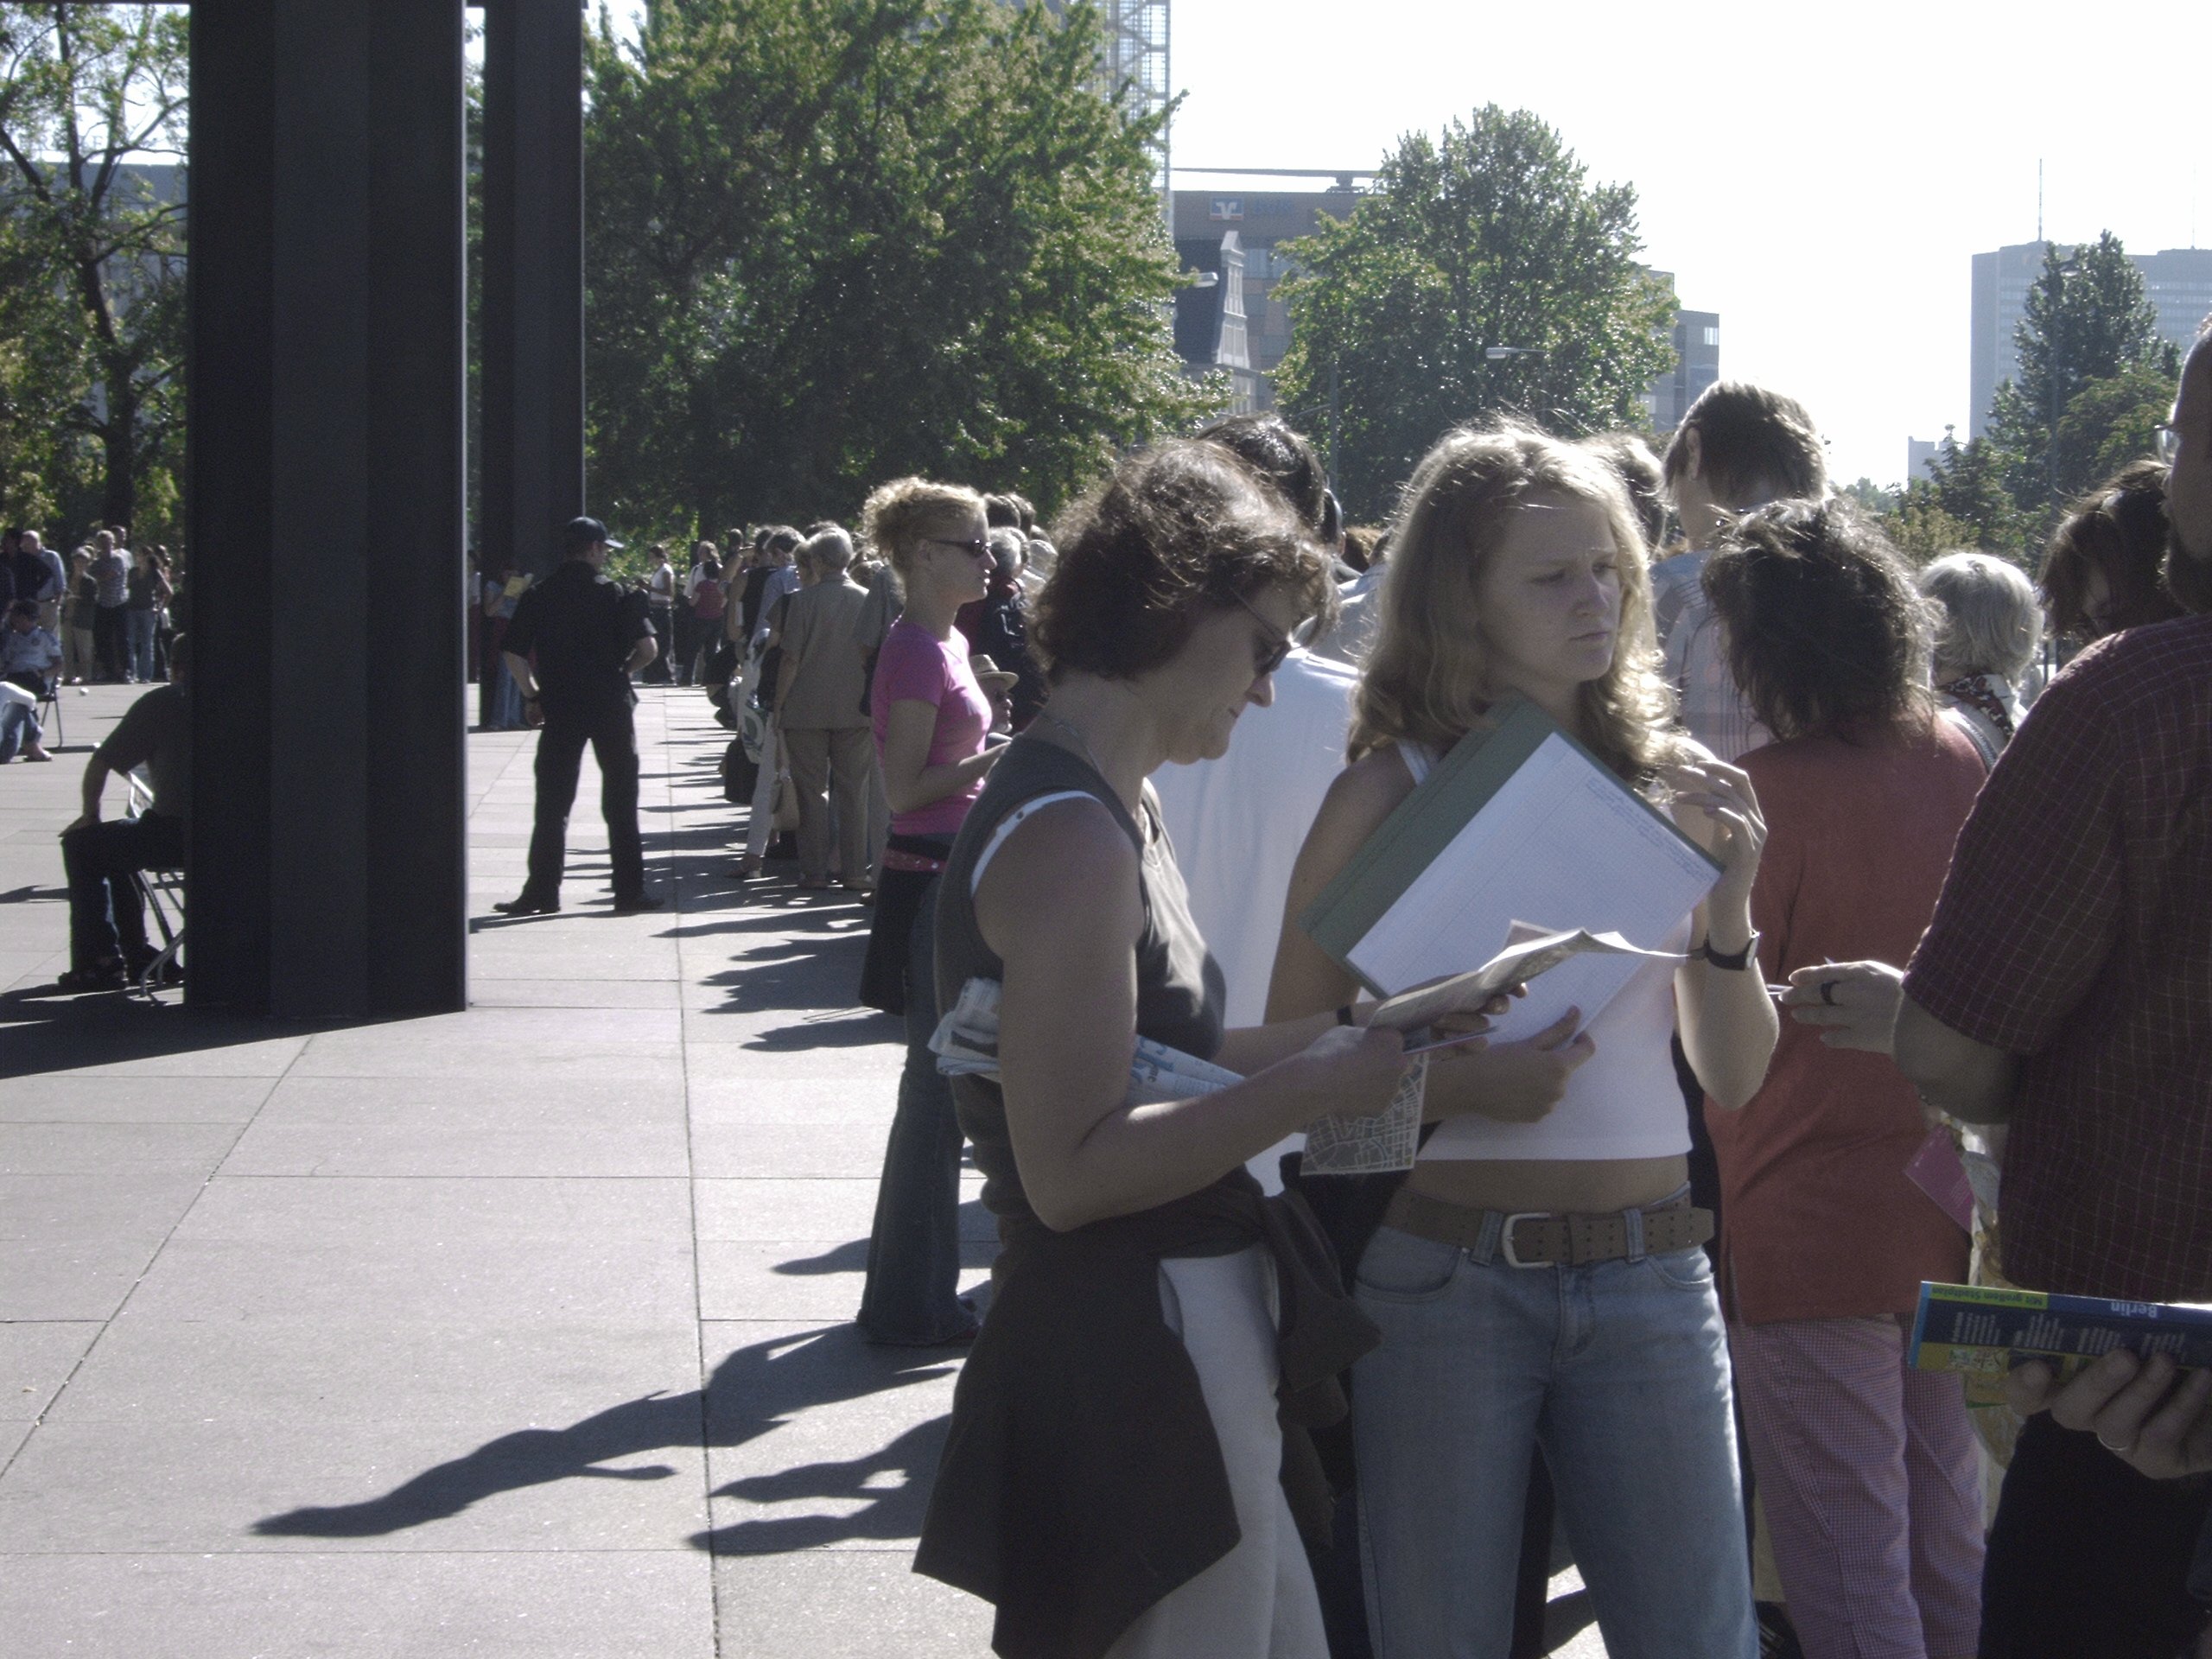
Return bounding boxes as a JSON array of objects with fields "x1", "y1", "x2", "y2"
[{"x1": 1268, "y1": 426, "x2": 1777, "y2": 1659}]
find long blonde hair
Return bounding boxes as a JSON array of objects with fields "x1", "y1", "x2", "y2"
[{"x1": 1347, "y1": 424, "x2": 1688, "y2": 785}]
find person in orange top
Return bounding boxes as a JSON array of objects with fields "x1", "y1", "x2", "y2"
[{"x1": 1697, "y1": 499, "x2": 1991, "y2": 1659}]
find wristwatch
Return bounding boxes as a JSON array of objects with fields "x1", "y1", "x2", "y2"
[{"x1": 1698, "y1": 931, "x2": 1760, "y2": 971}]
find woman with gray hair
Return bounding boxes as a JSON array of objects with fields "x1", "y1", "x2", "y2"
[{"x1": 1917, "y1": 551, "x2": 2042, "y2": 767}]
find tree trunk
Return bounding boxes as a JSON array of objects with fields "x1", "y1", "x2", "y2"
[{"x1": 100, "y1": 372, "x2": 137, "y2": 532}]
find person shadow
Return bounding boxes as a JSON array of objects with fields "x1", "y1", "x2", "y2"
[{"x1": 252, "y1": 1322, "x2": 959, "y2": 1550}]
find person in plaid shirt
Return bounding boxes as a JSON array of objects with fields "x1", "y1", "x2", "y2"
[{"x1": 1789, "y1": 322, "x2": 2212, "y2": 1659}]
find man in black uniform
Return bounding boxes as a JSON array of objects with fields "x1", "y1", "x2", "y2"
[{"x1": 494, "y1": 517, "x2": 662, "y2": 915}]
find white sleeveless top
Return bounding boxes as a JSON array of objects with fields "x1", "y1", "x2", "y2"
[{"x1": 1393, "y1": 742, "x2": 1694, "y2": 1163}]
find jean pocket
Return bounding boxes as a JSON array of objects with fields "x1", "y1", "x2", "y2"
[
  {"x1": 1353, "y1": 1225, "x2": 1463, "y2": 1302},
  {"x1": 1642, "y1": 1244, "x2": 1716, "y2": 1293}
]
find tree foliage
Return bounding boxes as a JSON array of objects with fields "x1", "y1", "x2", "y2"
[
  {"x1": 1896, "y1": 232, "x2": 2179, "y2": 563},
  {"x1": 582, "y1": 0, "x2": 1215, "y2": 538},
  {"x1": 1271, "y1": 106, "x2": 1676, "y2": 521},
  {"x1": 0, "y1": 4, "x2": 188, "y2": 544}
]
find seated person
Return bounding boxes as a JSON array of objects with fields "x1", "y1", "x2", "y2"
[
  {"x1": 0, "y1": 598, "x2": 61, "y2": 761},
  {"x1": 59, "y1": 632, "x2": 190, "y2": 991}
]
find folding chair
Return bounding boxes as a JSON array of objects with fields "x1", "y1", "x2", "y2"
[
  {"x1": 125, "y1": 771, "x2": 185, "y2": 996},
  {"x1": 35, "y1": 673, "x2": 63, "y2": 748}
]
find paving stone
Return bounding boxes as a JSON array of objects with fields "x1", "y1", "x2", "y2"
[
  {"x1": 0, "y1": 1121, "x2": 240, "y2": 1177},
  {"x1": 712, "y1": 1550, "x2": 994, "y2": 1658},
  {"x1": 0, "y1": 1552, "x2": 715, "y2": 1657},
  {"x1": 0, "y1": 1173, "x2": 209, "y2": 1321},
  {"x1": 0, "y1": 1073, "x2": 277, "y2": 1124},
  {"x1": 0, "y1": 1321, "x2": 101, "y2": 1420}
]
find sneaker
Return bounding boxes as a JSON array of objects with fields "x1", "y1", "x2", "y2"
[{"x1": 493, "y1": 893, "x2": 561, "y2": 916}]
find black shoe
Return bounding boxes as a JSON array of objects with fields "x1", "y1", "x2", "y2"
[
  {"x1": 611, "y1": 893, "x2": 664, "y2": 914},
  {"x1": 493, "y1": 893, "x2": 561, "y2": 916},
  {"x1": 58, "y1": 964, "x2": 127, "y2": 993}
]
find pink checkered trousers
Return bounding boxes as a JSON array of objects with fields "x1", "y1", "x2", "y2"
[{"x1": 1731, "y1": 1316, "x2": 1984, "y2": 1659}]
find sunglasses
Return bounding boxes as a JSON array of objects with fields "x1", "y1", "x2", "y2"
[
  {"x1": 1228, "y1": 588, "x2": 1296, "y2": 679},
  {"x1": 925, "y1": 535, "x2": 992, "y2": 560}
]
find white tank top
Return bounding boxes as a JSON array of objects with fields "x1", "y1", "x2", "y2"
[{"x1": 1391, "y1": 743, "x2": 1694, "y2": 1163}]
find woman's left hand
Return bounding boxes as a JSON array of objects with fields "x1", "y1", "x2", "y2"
[{"x1": 1665, "y1": 759, "x2": 1767, "y2": 920}]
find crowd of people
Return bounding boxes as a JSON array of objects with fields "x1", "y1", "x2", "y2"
[
  {"x1": 457, "y1": 336, "x2": 2212, "y2": 1659},
  {"x1": 26, "y1": 320, "x2": 2211, "y2": 1659},
  {"x1": 0, "y1": 524, "x2": 179, "y2": 766}
]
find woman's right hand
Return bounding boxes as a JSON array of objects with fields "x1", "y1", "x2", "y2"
[
  {"x1": 1433, "y1": 1009, "x2": 1594, "y2": 1123},
  {"x1": 1294, "y1": 1023, "x2": 1409, "y2": 1120}
]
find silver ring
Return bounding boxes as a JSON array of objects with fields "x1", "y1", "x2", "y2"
[{"x1": 1821, "y1": 980, "x2": 1839, "y2": 1007}]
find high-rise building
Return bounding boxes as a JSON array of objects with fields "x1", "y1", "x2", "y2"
[
  {"x1": 1969, "y1": 240, "x2": 2212, "y2": 438},
  {"x1": 1047, "y1": 0, "x2": 1169, "y2": 226},
  {"x1": 1644, "y1": 274, "x2": 1719, "y2": 432},
  {"x1": 1907, "y1": 435, "x2": 1947, "y2": 483}
]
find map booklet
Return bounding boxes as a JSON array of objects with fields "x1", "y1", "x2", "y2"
[{"x1": 1909, "y1": 1281, "x2": 2212, "y2": 1407}]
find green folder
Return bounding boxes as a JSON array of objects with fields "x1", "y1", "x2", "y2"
[{"x1": 1297, "y1": 700, "x2": 1719, "y2": 995}]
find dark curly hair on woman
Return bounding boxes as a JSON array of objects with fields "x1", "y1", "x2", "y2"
[
  {"x1": 1701, "y1": 499, "x2": 1933, "y2": 744},
  {"x1": 2038, "y1": 459, "x2": 2183, "y2": 641},
  {"x1": 1033, "y1": 441, "x2": 1338, "y2": 683}
]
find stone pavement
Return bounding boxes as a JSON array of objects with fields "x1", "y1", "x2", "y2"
[{"x1": 0, "y1": 683, "x2": 1606, "y2": 1658}]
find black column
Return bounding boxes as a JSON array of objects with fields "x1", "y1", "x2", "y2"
[
  {"x1": 188, "y1": 0, "x2": 467, "y2": 1018},
  {"x1": 480, "y1": 0, "x2": 585, "y2": 579}
]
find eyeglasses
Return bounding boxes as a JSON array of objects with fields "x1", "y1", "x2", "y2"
[
  {"x1": 925, "y1": 535, "x2": 992, "y2": 560},
  {"x1": 1228, "y1": 588, "x2": 1296, "y2": 679},
  {"x1": 2154, "y1": 423, "x2": 2183, "y2": 467}
]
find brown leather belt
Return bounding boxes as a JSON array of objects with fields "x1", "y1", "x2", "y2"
[{"x1": 1384, "y1": 1185, "x2": 1713, "y2": 1268}]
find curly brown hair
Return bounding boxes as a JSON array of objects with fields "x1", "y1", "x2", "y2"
[
  {"x1": 1702, "y1": 499, "x2": 1933, "y2": 744},
  {"x1": 1033, "y1": 442, "x2": 1337, "y2": 683},
  {"x1": 2038, "y1": 460, "x2": 2183, "y2": 640},
  {"x1": 1347, "y1": 425, "x2": 1687, "y2": 785}
]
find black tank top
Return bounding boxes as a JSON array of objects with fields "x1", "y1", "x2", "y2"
[{"x1": 932, "y1": 733, "x2": 1225, "y2": 1223}]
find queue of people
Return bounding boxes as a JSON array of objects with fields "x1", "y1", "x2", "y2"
[{"x1": 29, "y1": 317, "x2": 2209, "y2": 1659}]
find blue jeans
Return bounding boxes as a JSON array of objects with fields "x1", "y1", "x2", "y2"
[
  {"x1": 1351, "y1": 1215, "x2": 1755, "y2": 1659},
  {"x1": 856, "y1": 880, "x2": 973, "y2": 1343},
  {"x1": 125, "y1": 608, "x2": 159, "y2": 682}
]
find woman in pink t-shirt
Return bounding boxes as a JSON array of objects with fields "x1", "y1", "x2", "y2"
[{"x1": 856, "y1": 477, "x2": 1007, "y2": 1344}]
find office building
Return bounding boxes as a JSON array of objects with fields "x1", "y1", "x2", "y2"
[
  {"x1": 1171, "y1": 229, "x2": 1262, "y2": 415},
  {"x1": 1907, "y1": 435, "x2": 1946, "y2": 483},
  {"x1": 1645, "y1": 273, "x2": 1719, "y2": 431},
  {"x1": 1970, "y1": 240, "x2": 2212, "y2": 437}
]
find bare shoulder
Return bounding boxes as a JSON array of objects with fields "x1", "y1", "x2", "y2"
[
  {"x1": 1311, "y1": 747, "x2": 1417, "y2": 851},
  {"x1": 974, "y1": 791, "x2": 1141, "y2": 956}
]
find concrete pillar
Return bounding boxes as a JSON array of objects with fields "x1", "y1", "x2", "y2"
[
  {"x1": 480, "y1": 0, "x2": 586, "y2": 579},
  {"x1": 188, "y1": 0, "x2": 468, "y2": 1017}
]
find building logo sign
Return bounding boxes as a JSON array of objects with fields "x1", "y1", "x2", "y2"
[{"x1": 1210, "y1": 197, "x2": 1243, "y2": 221}]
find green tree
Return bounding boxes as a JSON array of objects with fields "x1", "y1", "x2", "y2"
[
  {"x1": 1271, "y1": 106, "x2": 1676, "y2": 521},
  {"x1": 1894, "y1": 435, "x2": 2033, "y2": 563},
  {"x1": 1985, "y1": 232, "x2": 2178, "y2": 519},
  {"x1": 0, "y1": 4, "x2": 188, "y2": 543},
  {"x1": 582, "y1": 0, "x2": 1214, "y2": 537}
]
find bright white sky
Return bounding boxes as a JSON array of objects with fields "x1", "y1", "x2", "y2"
[
  {"x1": 1172, "y1": 0, "x2": 2209, "y2": 485},
  {"x1": 607, "y1": 1, "x2": 2210, "y2": 486}
]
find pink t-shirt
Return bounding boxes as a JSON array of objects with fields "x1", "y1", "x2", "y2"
[{"x1": 871, "y1": 620, "x2": 991, "y2": 837}]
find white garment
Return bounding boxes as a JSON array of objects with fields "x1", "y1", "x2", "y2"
[
  {"x1": 1103, "y1": 1246, "x2": 1327, "y2": 1659},
  {"x1": 1382, "y1": 741, "x2": 1695, "y2": 1164},
  {"x1": 1152, "y1": 651, "x2": 1356, "y2": 1194},
  {"x1": 1306, "y1": 563, "x2": 1386, "y2": 668},
  {"x1": 1151, "y1": 650, "x2": 1358, "y2": 1027},
  {"x1": 1650, "y1": 550, "x2": 1770, "y2": 762}
]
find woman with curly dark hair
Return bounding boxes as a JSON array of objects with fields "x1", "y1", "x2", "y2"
[
  {"x1": 2039, "y1": 459, "x2": 2185, "y2": 644},
  {"x1": 914, "y1": 440, "x2": 1497, "y2": 1658},
  {"x1": 1699, "y1": 499, "x2": 1990, "y2": 1659}
]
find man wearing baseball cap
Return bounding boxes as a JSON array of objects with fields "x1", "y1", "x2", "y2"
[{"x1": 494, "y1": 516, "x2": 662, "y2": 914}]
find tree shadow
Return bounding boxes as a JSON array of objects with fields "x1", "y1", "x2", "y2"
[{"x1": 252, "y1": 1322, "x2": 958, "y2": 1548}]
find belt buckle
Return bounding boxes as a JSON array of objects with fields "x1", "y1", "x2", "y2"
[{"x1": 1499, "y1": 1211, "x2": 1550, "y2": 1268}]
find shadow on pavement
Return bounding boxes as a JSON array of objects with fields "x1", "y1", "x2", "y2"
[
  {"x1": 252, "y1": 1323, "x2": 960, "y2": 1553},
  {"x1": 0, "y1": 984, "x2": 337, "y2": 1078}
]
